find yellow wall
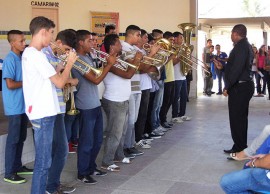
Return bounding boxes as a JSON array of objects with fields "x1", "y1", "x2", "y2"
[{"x1": 0, "y1": 0, "x2": 190, "y2": 32}]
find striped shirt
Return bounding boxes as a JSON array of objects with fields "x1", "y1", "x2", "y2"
[{"x1": 42, "y1": 46, "x2": 66, "y2": 113}]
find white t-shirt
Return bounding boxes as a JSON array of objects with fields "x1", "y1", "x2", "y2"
[
  {"x1": 174, "y1": 62, "x2": 186, "y2": 81},
  {"x1": 133, "y1": 45, "x2": 152, "y2": 90},
  {"x1": 103, "y1": 72, "x2": 131, "y2": 102},
  {"x1": 22, "y1": 47, "x2": 60, "y2": 120},
  {"x1": 121, "y1": 41, "x2": 141, "y2": 94}
]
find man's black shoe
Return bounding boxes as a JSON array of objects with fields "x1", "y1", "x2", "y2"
[
  {"x1": 211, "y1": 91, "x2": 215, "y2": 94},
  {"x1": 3, "y1": 174, "x2": 26, "y2": 184},
  {"x1": 91, "y1": 169, "x2": 107, "y2": 176},
  {"x1": 161, "y1": 123, "x2": 172, "y2": 129},
  {"x1": 216, "y1": 92, "x2": 222, "y2": 95},
  {"x1": 17, "y1": 166, "x2": 33, "y2": 175},
  {"x1": 77, "y1": 175, "x2": 97, "y2": 184},
  {"x1": 223, "y1": 149, "x2": 236, "y2": 154}
]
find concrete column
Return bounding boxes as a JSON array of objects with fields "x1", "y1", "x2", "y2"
[{"x1": 189, "y1": 0, "x2": 198, "y2": 98}]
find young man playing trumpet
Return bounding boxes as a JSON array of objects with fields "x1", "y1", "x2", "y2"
[
  {"x1": 101, "y1": 33, "x2": 139, "y2": 171},
  {"x1": 121, "y1": 25, "x2": 159, "y2": 152},
  {"x1": 42, "y1": 29, "x2": 78, "y2": 194},
  {"x1": 72, "y1": 30, "x2": 116, "y2": 184},
  {"x1": 22, "y1": 16, "x2": 77, "y2": 194}
]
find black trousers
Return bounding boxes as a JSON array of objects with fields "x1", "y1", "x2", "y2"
[
  {"x1": 135, "y1": 89, "x2": 150, "y2": 142},
  {"x1": 228, "y1": 81, "x2": 254, "y2": 152},
  {"x1": 144, "y1": 92, "x2": 156, "y2": 134},
  {"x1": 160, "y1": 81, "x2": 175, "y2": 123}
]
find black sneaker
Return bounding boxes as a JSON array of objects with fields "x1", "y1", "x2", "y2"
[
  {"x1": 3, "y1": 174, "x2": 26, "y2": 184},
  {"x1": 123, "y1": 149, "x2": 136, "y2": 158},
  {"x1": 129, "y1": 147, "x2": 144, "y2": 156},
  {"x1": 143, "y1": 133, "x2": 154, "y2": 141},
  {"x1": 149, "y1": 132, "x2": 162, "y2": 139},
  {"x1": 91, "y1": 169, "x2": 107, "y2": 176},
  {"x1": 17, "y1": 166, "x2": 33, "y2": 175},
  {"x1": 77, "y1": 174, "x2": 97, "y2": 184}
]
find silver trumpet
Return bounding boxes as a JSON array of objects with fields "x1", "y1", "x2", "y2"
[
  {"x1": 91, "y1": 48, "x2": 139, "y2": 71},
  {"x1": 50, "y1": 42, "x2": 103, "y2": 77}
]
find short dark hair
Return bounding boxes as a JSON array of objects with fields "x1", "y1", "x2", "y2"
[
  {"x1": 148, "y1": 33, "x2": 154, "y2": 43},
  {"x1": 207, "y1": 39, "x2": 212, "y2": 43},
  {"x1": 91, "y1": 32, "x2": 97, "y2": 36},
  {"x1": 76, "y1": 30, "x2": 91, "y2": 48},
  {"x1": 163, "y1": 31, "x2": 173, "y2": 39},
  {"x1": 152, "y1": 29, "x2": 163, "y2": 34},
  {"x1": 141, "y1": 29, "x2": 147, "y2": 37},
  {"x1": 173, "y1": 31, "x2": 183, "y2": 38},
  {"x1": 232, "y1": 24, "x2": 247, "y2": 38},
  {"x1": 105, "y1": 25, "x2": 116, "y2": 34},
  {"x1": 29, "y1": 16, "x2": 55, "y2": 35},
  {"x1": 104, "y1": 34, "x2": 119, "y2": 53},
  {"x1": 152, "y1": 29, "x2": 163, "y2": 39},
  {"x1": 215, "y1": 44, "x2": 220, "y2": 47},
  {"x1": 125, "y1": 25, "x2": 141, "y2": 36},
  {"x1": 210, "y1": 45, "x2": 214, "y2": 48},
  {"x1": 7, "y1": 30, "x2": 23, "y2": 43},
  {"x1": 56, "y1": 29, "x2": 77, "y2": 48}
]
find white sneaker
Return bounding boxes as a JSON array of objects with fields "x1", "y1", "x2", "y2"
[
  {"x1": 153, "y1": 128, "x2": 165, "y2": 136},
  {"x1": 172, "y1": 117, "x2": 184, "y2": 123},
  {"x1": 136, "y1": 140, "x2": 151, "y2": 149},
  {"x1": 180, "y1": 116, "x2": 191, "y2": 121},
  {"x1": 158, "y1": 126, "x2": 168, "y2": 132},
  {"x1": 142, "y1": 139, "x2": 152, "y2": 145}
]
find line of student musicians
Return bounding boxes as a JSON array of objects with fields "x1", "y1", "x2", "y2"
[{"x1": 2, "y1": 16, "x2": 191, "y2": 194}]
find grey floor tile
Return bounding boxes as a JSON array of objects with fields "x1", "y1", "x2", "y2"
[
  {"x1": 118, "y1": 176, "x2": 175, "y2": 194},
  {"x1": 166, "y1": 182, "x2": 223, "y2": 194}
]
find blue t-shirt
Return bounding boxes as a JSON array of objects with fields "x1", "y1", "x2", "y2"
[
  {"x1": 2, "y1": 51, "x2": 25, "y2": 115},
  {"x1": 72, "y1": 54, "x2": 101, "y2": 110},
  {"x1": 217, "y1": 52, "x2": 228, "y2": 71}
]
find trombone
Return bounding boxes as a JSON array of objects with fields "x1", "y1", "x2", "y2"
[
  {"x1": 92, "y1": 48, "x2": 139, "y2": 71},
  {"x1": 176, "y1": 46, "x2": 211, "y2": 76},
  {"x1": 50, "y1": 42, "x2": 103, "y2": 77}
]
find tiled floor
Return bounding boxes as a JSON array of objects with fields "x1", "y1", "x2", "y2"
[{"x1": 0, "y1": 94, "x2": 269, "y2": 194}]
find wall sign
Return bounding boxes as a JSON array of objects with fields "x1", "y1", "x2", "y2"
[{"x1": 31, "y1": 1, "x2": 59, "y2": 7}]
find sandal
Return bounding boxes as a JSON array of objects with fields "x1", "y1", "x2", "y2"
[{"x1": 228, "y1": 152, "x2": 251, "y2": 161}]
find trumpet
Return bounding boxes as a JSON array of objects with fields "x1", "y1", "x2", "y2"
[
  {"x1": 50, "y1": 42, "x2": 103, "y2": 77},
  {"x1": 92, "y1": 48, "x2": 139, "y2": 71},
  {"x1": 120, "y1": 50, "x2": 167, "y2": 80}
]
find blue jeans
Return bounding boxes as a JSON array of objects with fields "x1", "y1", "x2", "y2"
[
  {"x1": 5, "y1": 113, "x2": 28, "y2": 177},
  {"x1": 172, "y1": 80, "x2": 188, "y2": 118},
  {"x1": 102, "y1": 98, "x2": 129, "y2": 165},
  {"x1": 31, "y1": 116, "x2": 56, "y2": 194},
  {"x1": 77, "y1": 107, "x2": 103, "y2": 175},
  {"x1": 64, "y1": 113, "x2": 79, "y2": 142},
  {"x1": 216, "y1": 69, "x2": 224, "y2": 93},
  {"x1": 220, "y1": 168, "x2": 270, "y2": 193},
  {"x1": 124, "y1": 93, "x2": 141, "y2": 148},
  {"x1": 46, "y1": 114, "x2": 68, "y2": 193},
  {"x1": 151, "y1": 80, "x2": 164, "y2": 129}
]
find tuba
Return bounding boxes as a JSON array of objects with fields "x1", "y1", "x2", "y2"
[{"x1": 177, "y1": 23, "x2": 196, "y2": 76}]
